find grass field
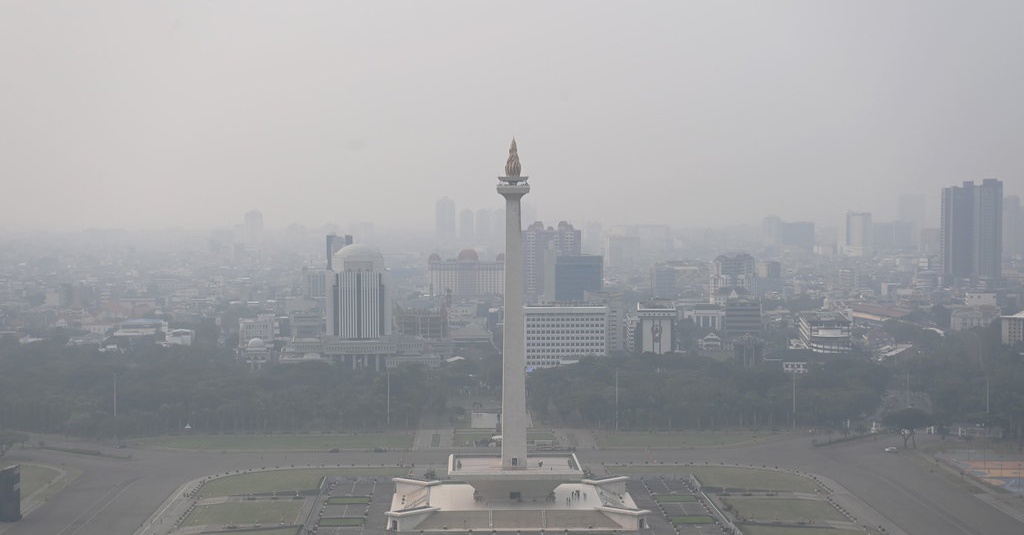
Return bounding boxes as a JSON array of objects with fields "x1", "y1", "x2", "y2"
[
  {"x1": 198, "y1": 467, "x2": 407, "y2": 498},
  {"x1": 722, "y1": 497, "x2": 846, "y2": 523},
  {"x1": 326, "y1": 496, "x2": 370, "y2": 504},
  {"x1": 654, "y1": 494, "x2": 697, "y2": 502},
  {"x1": 690, "y1": 467, "x2": 818, "y2": 493},
  {"x1": 741, "y1": 525, "x2": 861, "y2": 535},
  {"x1": 669, "y1": 515, "x2": 714, "y2": 524},
  {"x1": 207, "y1": 529, "x2": 297, "y2": 535},
  {"x1": 594, "y1": 431, "x2": 777, "y2": 448},
  {"x1": 608, "y1": 465, "x2": 818, "y2": 493},
  {"x1": 0, "y1": 463, "x2": 56, "y2": 496},
  {"x1": 184, "y1": 500, "x2": 301, "y2": 527},
  {"x1": 319, "y1": 517, "x2": 365, "y2": 526},
  {"x1": 137, "y1": 432, "x2": 413, "y2": 451}
]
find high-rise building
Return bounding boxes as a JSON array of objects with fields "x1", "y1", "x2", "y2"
[
  {"x1": 756, "y1": 260, "x2": 782, "y2": 296},
  {"x1": 326, "y1": 244, "x2": 392, "y2": 339},
  {"x1": 244, "y1": 210, "x2": 264, "y2": 250},
  {"x1": 435, "y1": 197, "x2": 456, "y2": 244},
  {"x1": 1004, "y1": 195, "x2": 1023, "y2": 258},
  {"x1": 940, "y1": 179, "x2": 1003, "y2": 283},
  {"x1": 325, "y1": 233, "x2": 353, "y2": 270},
  {"x1": 523, "y1": 220, "x2": 582, "y2": 302},
  {"x1": 548, "y1": 254, "x2": 603, "y2": 303},
  {"x1": 841, "y1": 211, "x2": 873, "y2": 257},
  {"x1": 710, "y1": 253, "x2": 757, "y2": 299}
]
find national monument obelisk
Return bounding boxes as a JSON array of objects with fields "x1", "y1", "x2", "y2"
[
  {"x1": 497, "y1": 138, "x2": 529, "y2": 469},
  {"x1": 385, "y1": 141, "x2": 647, "y2": 531}
]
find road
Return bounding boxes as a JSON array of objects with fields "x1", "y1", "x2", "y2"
[{"x1": 1, "y1": 432, "x2": 1021, "y2": 535}]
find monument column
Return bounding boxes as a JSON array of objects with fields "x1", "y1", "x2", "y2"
[{"x1": 497, "y1": 139, "x2": 529, "y2": 469}]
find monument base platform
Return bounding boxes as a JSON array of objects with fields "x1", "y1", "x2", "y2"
[{"x1": 386, "y1": 474, "x2": 649, "y2": 532}]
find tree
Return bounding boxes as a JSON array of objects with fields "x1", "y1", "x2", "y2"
[
  {"x1": 883, "y1": 408, "x2": 931, "y2": 449},
  {"x1": 0, "y1": 431, "x2": 29, "y2": 458}
]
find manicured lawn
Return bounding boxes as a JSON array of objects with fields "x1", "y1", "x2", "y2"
[
  {"x1": 595, "y1": 431, "x2": 774, "y2": 448},
  {"x1": 610, "y1": 465, "x2": 817, "y2": 493},
  {"x1": 210, "y1": 529, "x2": 298, "y2": 535},
  {"x1": 326, "y1": 496, "x2": 370, "y2": 504},
  {"x1": 198, "y1": 467, "x2": 407, "y2": 498},
  {"x1": 669, "y1": 515, "x2": 714, "y2": 524},
  {"x1": 137, "y1": 432, "x2": 413, "y2": 451},
  {"x1": 654, "y1": 494, "x2": 697, "y2": 502},
  {"x1": 319, "y1": 517, "x2": 365, "y2": 526},
  {"x1": 741, "y1": 525, "x2": 861, "y2": 535},
  {"x1": 722, "y1": 497, "x2": 846, "y2": 523},
  {"x1": 689, "y1": 466, "x2": 819, "y2": 493},
  {"x1": 184, "y1": 500, "x2": 301, "y2": 527},
  {"x1": 0, "y1": 464, "x2": 60, "y2": 498}
]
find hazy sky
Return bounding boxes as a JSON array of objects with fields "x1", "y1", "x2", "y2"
[{"x1": 2, "y1": 1, "x2": 1022, "y2": 233}]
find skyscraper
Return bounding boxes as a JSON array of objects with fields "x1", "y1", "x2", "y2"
[
  {"x1": 435, "y1": 196, "x2": 456, "y2": 245},
  {"x1": 243, "y1": 210, "x2": 263, "y2": 250},
  {"x1": 710, "y1": 252, "x2": 757, "y2": 301},
  {"x1": 841, "y1": 211, "x2": 873, "y2": 257},
  {"x1": 325, "y1": 233, "x2": 353, "y2": 270},
  {"x1": 940, "y1": 179, "x2": 1003, "y2": 283},
  {"x1": 326, "y1": 244, "x2": 391, "y2": 339},
  {"x1": 523, "y1": 220, "x2": 582, "y2": 302},
  {"x1": 1003, "y1": 195, "x2": 1023, "y2": 258}
]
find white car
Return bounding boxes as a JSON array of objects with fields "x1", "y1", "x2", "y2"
[{"x1": 884, "y1": 447, "x2": 898, "y2": 453}]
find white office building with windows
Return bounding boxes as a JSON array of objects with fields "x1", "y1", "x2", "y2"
[
  {"x1": 524, "y1": 305, "x2": 608, "y2": 368},
  {"x1": 326, "y1": 244, "x2": 392, "y2": 339}
]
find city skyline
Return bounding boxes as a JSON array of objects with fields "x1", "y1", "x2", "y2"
[{"x1": 3, "y1": 2, "x2": 1024, "y2": 232}]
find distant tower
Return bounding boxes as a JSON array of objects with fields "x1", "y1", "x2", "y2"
[
  {"x1": 497, "y1": 139, "x2": 529, "y2": 470},
  {"x1": 1005, "y1": 196, "x2": 1024, "y2": 258},
  {"x1": 941, "y1": 179, "x2": 1002, "y2": 283},
  {"x1": 325, "y1": 233, "x2": 353, "y2": 270},
  {"x1": 435, "y1": 197, "x2": 457, "y2": 245},
  {"x1": 244, "y1": 210, "x2": 264, "y2": 249},
  {"x1": 524, "y1": 221, "x2": 582, "y2": 303},
  {"x1": 842, "y1": 211, "x2": 874, "y2": 257}
]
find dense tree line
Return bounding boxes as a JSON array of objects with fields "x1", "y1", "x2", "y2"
[
  {"x1": 526, "y1": 354, "x2": 888, "y2": 430},
  {"x1": 0, "y1": 340, "x2": 448, "y2": 439},
  {"x1": 897, "y1": 323, "x2": 1024, "y2": 442}
]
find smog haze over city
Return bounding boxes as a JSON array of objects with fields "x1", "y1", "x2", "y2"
[
  {"x1": 2, "y1": 1, "x2": 1023, "y2": 233},
  {"x1": 4, "y1": 3, "x2": 1024, "y2": 535}
]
